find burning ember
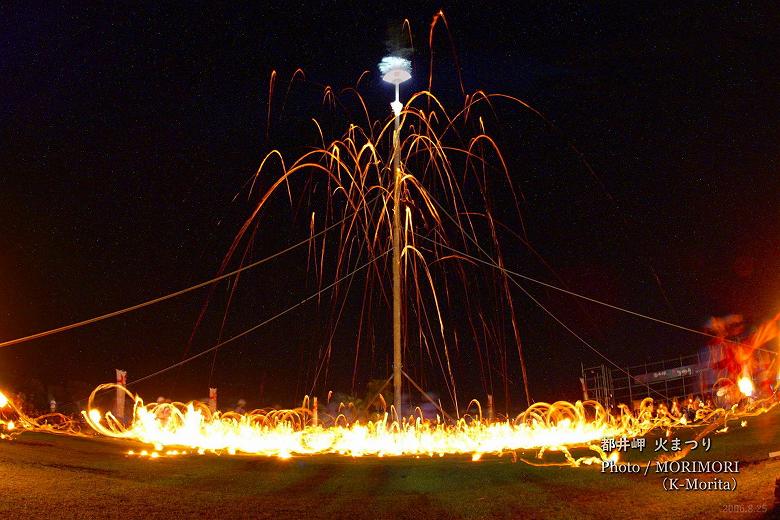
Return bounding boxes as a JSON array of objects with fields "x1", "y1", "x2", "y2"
[
  {"x1": 0, "y1": 391, "x2": 74, "y2": 440},
  {"x1": 738, "y1": 375, "x2": 754, "y2": 397}
]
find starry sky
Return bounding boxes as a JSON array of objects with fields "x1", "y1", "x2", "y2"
[{"x1": 1, "y1": 2, "x2": 778, "y2": 411}]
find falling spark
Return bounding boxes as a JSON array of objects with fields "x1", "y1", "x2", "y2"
[{"x1": 1, "y1": 12, "x2": 778, "y2": 470}]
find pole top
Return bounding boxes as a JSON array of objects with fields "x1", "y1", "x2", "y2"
[{"x1": 379, "y1": 56, "x2": 411, "y2": 85}]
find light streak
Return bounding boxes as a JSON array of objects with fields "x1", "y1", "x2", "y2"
[
  {"x1": 72, "y1": 383, "x2": 776, "y2": 464},
  {"x1": 0, "y1": 391, "x2": 78, "y2": 440}
]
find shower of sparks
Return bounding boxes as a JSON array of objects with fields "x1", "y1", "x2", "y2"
[
  {"x1": 1, "y1": 13, "x2": 778, "y2": 467},
  {"x1": 199, "y1": 16, "x2": 542, "y2": 413}
]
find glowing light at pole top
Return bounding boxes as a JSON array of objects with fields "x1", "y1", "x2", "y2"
[
  {"x1": 380, "y1": 55, "x2": 411, "y2": 116},
  {"x1": 378, "y1": 56, "x2": 411, "y2": 83}
]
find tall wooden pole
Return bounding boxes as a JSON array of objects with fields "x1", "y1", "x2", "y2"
[{"x1": 392, "y1": 82, "x2": 403, "y2": 420}]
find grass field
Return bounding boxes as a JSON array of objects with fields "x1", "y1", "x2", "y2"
[{"x1": 0, "y1": 407, "x2": 778, "y2": 519}]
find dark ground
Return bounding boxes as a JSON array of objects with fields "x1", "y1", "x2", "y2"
[{"x1": 0, "y1": 406, "x2": 778, "y2": 519}]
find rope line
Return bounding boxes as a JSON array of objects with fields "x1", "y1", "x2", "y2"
[
  {"x1": 0, "y1": 213, "x2": 356, "y2": 349},
  {"x1": 127, "y1": 250, "x2": 390, "y2": 387},
  {"x1": 57, "y1": 249, "x2": 390, "y2": 409},
  {"x1": 416, "y1": 233, "x2": 775, "y2": 356},
  {"x1": 412, "y1": 233, "x2": 669, "y2": 400}
]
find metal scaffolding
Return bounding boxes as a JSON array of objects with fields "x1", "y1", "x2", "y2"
[{"x1": 581, "y1": 346, "x2": 724, "y2": 409}]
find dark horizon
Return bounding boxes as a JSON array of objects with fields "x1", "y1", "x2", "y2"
[{"x1": 1, "y1": 3, "x2": 778, "y2": 412}]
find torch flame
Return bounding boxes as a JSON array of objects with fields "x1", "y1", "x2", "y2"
[
  {"x1": 738, "y1": 376, "x2": 754, "y2": 397},
  {"x1": 89, "y1": 409, "x2": 102, "y2": 424}
]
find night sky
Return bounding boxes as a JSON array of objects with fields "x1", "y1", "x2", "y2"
[{"x1": 1, "y1": 3, "x2": 778, "y2": 412}]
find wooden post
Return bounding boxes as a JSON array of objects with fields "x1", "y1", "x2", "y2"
[
  {"x1": 208, "y1": 387, "x2": 217, "y2": 413},
  {"x1": 115, "y1": 369, "x2": 127, "y2": 422}
]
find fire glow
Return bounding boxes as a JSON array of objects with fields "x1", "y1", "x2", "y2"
[
  {"x1": 0, "y1": 381, "x2": 776, "y2": 465},
  {"x1": 74, "y1": 384, "x2": 775, "y2": 464},
  {"x1": 737, "y1": 376, "x2": 754, "y2": 397},
  {"x1": 0, "y1": 13, "x2": 777, "y2": 468}
]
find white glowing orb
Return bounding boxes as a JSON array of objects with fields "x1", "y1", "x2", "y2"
[
  {"x1": 89, "y1": 409, "x2": 102, "y2": 423},
  {"x1": 737, "y1": 376, "x2": 754, "y2": 397},
  {"x1": 379, "y1": 56, "x2": 411, "y2": 85}
]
